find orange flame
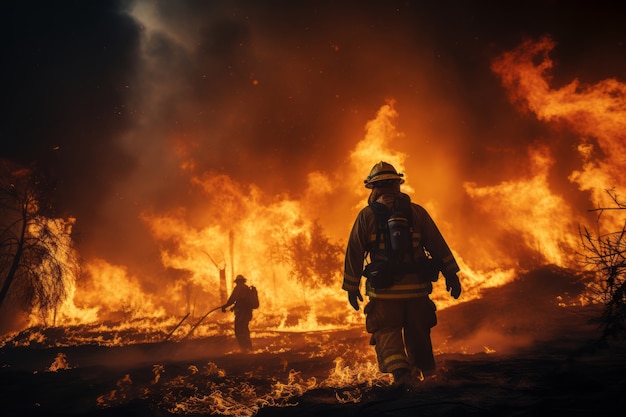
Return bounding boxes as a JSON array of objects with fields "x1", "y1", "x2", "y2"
[
  {"x1": 18, "y1": 36, "x2": 622, "y2": 342},
  {"x1": 491, "y1": 36, "x2": 626, "y2": 233}
]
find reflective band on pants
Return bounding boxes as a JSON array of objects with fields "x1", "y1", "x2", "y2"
[{"x1": 365, "y1": 297, "x2": 437, "y2": 373}]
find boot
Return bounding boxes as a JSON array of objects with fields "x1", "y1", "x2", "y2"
[{"x1": 391, "y1": 367, "x2": 412, "y2": 388}]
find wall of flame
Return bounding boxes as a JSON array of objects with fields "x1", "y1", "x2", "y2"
[{"x1": 2, "y1": 2, "x2": 624, "y2": 332}]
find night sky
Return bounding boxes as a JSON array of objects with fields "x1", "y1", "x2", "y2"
[{"x1": 2, "y1": 0, "x2": 625, "y2": 283}]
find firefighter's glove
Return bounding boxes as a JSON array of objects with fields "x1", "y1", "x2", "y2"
[
  {"x1": 348, "y1": 290, "x2": 363, "y2": 311},
  {"x1": 221, "y1": 305, "x2": 227, "y2": 313},
  {"x1": 445, "y1": 273, "x2": 462, "y2": 299}
]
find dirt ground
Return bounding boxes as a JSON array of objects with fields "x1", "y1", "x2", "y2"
[{"x1": 1, "y1": 266, "x2": 625, "y2": 417}]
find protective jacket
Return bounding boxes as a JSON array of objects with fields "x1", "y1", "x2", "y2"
[
  {"x1": 224, "y1": 283, "x2": 253, "y2": 312},
  {"x1": 343, "y1": 192, "x2": 459, "y2": 299}
]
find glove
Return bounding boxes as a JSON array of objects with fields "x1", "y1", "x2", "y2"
[
  {"x1": 221, "y1": 305, "x2": 227, "y2": 313},
  {"x1": 348, "y1": 290, "x2": 363, "y2": 311},
  {"x1": 445, "y1": 273, "x2": 462, "y2": 299}
]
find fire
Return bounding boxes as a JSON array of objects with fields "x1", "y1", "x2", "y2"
[
  {"x1": 93, "y1": 346, "x2": 389, "y2": 415},
  {"x1": 46, "y1": 352, "x2": 71, "y2": 372},
  {"x1": 464, "y1": 145, "x2": 580, "y2": 268},
  {"x1": 349, "y1": 100, "x2": 411, "y2": 195},
  {"x1": 0, "y1": 97, "x2": 504, "y2": 333},
  {"x1": 120, "y1": 98, "x2": 521, "y2": 326},
  {"x1": 491, "y1": 36, "x2": 626, "y2": 233},
  {"x1": 139, "y1": 175, "x2": 351, "y2": 330},
  {"x1": 22, "y1": 38, "x2": 622, "y2": 330},
  {"x1": 3, "y1": 32, "x2": 624, "y2": 413}
]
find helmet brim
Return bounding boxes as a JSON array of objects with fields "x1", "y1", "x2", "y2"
[{"x1": 364, "y1": 175, "x2": 405, "y2": 188}]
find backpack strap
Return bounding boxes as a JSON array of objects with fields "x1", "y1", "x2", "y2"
[
  {"x1": 392, "y1": 193, "x2": 416, "y2": 263},
  {"x1": 370, "y1": 194, "x2": 420, "y2": 270},
  {"x1": 392, "y1": 193, "x2": 413, "y2": 224},
  {"x1": 368, "y1": 201, "x2": 392, "y2": 258}
]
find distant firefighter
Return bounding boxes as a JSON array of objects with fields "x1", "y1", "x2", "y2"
[
  {"x1": 343, "y1": 161, "x2": 462, "y2": 390},
  {"x1": 221, "y1": 274, "x2": 259, "y2": 352}
]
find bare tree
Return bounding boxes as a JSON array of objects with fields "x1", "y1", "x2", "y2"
[
  {"x1": 579, "y1": 189, "x2": 626, "y2": 339},
  {"x1": 0, "y1": 160, "x2": 79, "y2": 327},
  {"x1": 204, "y1": 250, "x2": 227, "y2": 304}
]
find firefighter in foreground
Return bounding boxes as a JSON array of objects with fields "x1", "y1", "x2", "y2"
[
  {"x1": 343, "y1": 161, "x2": 462, "y2": 389},
  {"x1": 221, "y1": 275, "x2": 255, "y2": 352}
]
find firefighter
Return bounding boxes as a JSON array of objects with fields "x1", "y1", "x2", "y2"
[
  {"x1": 343, "y1": 161, "x2": 462, "y2": 389},
  {"x1": 221, "y1": 274, "x2": 253, "y2": 352}
]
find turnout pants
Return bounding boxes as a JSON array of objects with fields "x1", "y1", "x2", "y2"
[
  {"x1": 234, "y1": 309, "x2": 253, "y2": 351},
  {"x1": 365, "y1": 297, "x2": 437, "y2": 374}
]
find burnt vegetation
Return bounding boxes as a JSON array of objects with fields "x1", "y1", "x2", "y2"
[
  {"x1": 0, "y1": 160, "x2": 79, "y2": 331},
  {"x1": 579, "y1": 188, "x2": 626, "y2": 340}
]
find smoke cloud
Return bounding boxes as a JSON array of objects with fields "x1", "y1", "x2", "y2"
[{"x1": 2, "y1": 1, "x2": 626, "y2": 322}]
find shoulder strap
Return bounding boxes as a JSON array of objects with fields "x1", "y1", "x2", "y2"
[
  {"x1": 369, "y1": 201, "x2": 391, "y2": 221},
  {"x1": 368, "y1": 201, "x2": 392, "y2": 257},
  {"x1": 370, "y1": 195, "x2": 412, "y2": 228},
  {"x1": 387, "y1": 194, "x2": 419, "y2": 265},
  {"x1": 392, "y1": 193, "x2": 413, "y2": 223}
]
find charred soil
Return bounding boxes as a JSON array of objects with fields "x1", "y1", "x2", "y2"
[{"x1": 1, "y1": 266, "x2": 624, "y2": 417}]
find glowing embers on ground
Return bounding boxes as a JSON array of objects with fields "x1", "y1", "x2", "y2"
[
  {"x1": 92, "y1": 332, "x2": 390, "y2": 416},
  {"x1": 95, "y1": 360, "x2": 390, "y2": 416}
]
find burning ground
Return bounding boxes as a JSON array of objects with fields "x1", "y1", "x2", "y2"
[{"x1": 1, "y1": 265, "x2": 624, "y2": 417}]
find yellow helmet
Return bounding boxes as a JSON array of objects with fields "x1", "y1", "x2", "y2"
[{"x1": 364, "y1": 161, "x2": 404, "y2": 188}]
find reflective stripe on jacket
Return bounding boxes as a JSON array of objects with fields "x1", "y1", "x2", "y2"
[{"x1": 342, "y1": 192, "x2": 459, "y2": 299}]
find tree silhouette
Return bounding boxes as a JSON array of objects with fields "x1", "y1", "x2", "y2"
[
  {"x1": 0, "y1": 160, "x2": 79, "y2": 328},
  {"x1": 579, "y1": 189, "x2": 626, "y2": 339},
  {"x1": 286, "y1": 220, "x2": 343, "y2": 290},
  {"x1": 203, "y1": 250, "x2": 227, "y2": 304}
]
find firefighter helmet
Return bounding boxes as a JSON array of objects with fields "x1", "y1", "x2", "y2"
[
  {"x1": 364, "y1": 161, "x2": 404, "y2": 188},
  {"x1": 235, "y1": 274, "x2": 247, "y2": 283}
]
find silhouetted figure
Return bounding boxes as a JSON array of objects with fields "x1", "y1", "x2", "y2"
[
  {"x1": 221, "y1": 274, "x2": 254, "y2": 352},
  {"x1": 343, "y1": 161, "x2": 462, "y2": 390}
]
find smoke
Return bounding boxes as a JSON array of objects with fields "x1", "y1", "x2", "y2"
[
  {"x1": 71, "y1": 0, "x2": 479, "y2": 280},
  {"x1": 2, "y1": 1, "x2": 626, "y2": 325}
]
